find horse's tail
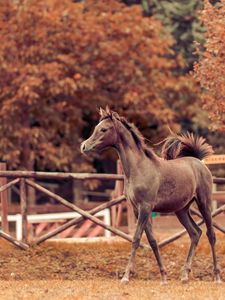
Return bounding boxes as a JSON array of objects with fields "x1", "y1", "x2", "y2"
[{"x1": 161, "y1": 132, "x2": 213, "y2": 160}]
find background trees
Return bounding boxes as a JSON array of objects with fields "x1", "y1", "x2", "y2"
[
  {"x1": 122, "y1": 0, "x2": 205, "y2": 72},
  {"x1": 0, "y1": 0, "x2": 223, "y2": 173},
  {"x1": 194, "y1": 0, "x2": 225, "y2": 132}
]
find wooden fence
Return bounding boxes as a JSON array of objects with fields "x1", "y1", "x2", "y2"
[{"x1": 0, "y1": 167, "x2": 225, "y2": 250}]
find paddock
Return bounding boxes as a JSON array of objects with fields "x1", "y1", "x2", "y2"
[
  {"x1": 0, "y1": 230, "x2": 224, "y2": 300},
  {"x1": 0, "y1": 160, "x2": 224, "y2": 299}
]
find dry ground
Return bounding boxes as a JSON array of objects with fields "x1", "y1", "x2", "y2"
[{"x1": 0, "y1": 231, "x2": 224, "y2": 299}]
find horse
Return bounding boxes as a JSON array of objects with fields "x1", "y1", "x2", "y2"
[{"x1": 80, "y1": 107, "x2": 221, "y2": 284}]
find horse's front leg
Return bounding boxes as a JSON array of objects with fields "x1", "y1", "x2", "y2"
[{"x1": 121, "y1": 205, "x2": 149, "y2": 284}]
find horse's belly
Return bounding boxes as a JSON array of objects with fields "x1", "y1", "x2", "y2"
[
  {"x1": 153, "y1": 196, "x2": 192, "y2": 213},
  {"x1": 154, "y1": 186, "x2": 196, "y2": 213}
]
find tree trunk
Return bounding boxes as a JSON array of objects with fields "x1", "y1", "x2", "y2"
[{"x1": 21, "y1": 118, "x2": 35, "y2": 206}]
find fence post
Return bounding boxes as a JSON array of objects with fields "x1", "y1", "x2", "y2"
[
  {"x1": 111, "y1": 160, "x2": 123, "y2": 227},
  {"x1": 115, "y1": 160, "x2": 124, "y2": 227},
  {"x1": 0, "y1": 162, "x2": 9, "y2": 233},
  {"x1": 73, "y1": 180, "x2": 84, "y2": 203},
  {"x1": 112, "y1": 160, "x2": 136, "y2": 233},
  {"x1": 20, "y1": 178, "x2": 28, "y2": 242}
]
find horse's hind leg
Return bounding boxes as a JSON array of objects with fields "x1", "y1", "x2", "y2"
[
  {"x1": 145, "y1": 220, "x2": 167, "y2": 284},
  {"x1": 176, "y1": 207, "x2": 202, "y2": 283},
  {"x1": 196, "y1": 199, "x2": 221, "y2": 283}
]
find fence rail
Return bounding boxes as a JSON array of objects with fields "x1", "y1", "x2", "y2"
[
  {"x1": 0, "y1": 170, "x2": 224, "y2": 183},
  {"x1": 0, "y1": 171, "x2": 124, "y2": 181},
  {"x1": 0, "y1": 167, "x2": 224, "y2": 250}
]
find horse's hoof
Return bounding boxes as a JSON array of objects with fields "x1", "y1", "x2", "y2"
[
  {"x1": 181, "y1": 269, "x2": 190, "y2": 284},
  {"x1": 160, "y1": 274, "x2": 168, "y2": 285},
  {"x1": 181, "y1": 276, "x2": 189, "y2": 284},
  {"x1": 160, "y1": 279, "x2": 168, "y2": 285},
  {"x1": 215, "y1": 279, "x2": 222, "y2": 284},
  {"x1": 214, "y1": 276, "x2": 222, "y2": 284},
  {"x1": 121, "y1": 277, "x2": 129, "y2": 285}
]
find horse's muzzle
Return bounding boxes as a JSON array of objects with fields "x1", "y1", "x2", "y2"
[
  {"x1": 80, "y1": 142, "x2": 87, "y2": 154},
  {"x1": 81, "y1": 140, "x2": 102, "y2": 157},
  {"x1": 80, "y1": 141, "x2": 94, "y2": 154}
]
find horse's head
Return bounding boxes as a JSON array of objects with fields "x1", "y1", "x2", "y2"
[{"x1": 81, "y1": 107, "x2": 119, "y2": 155}]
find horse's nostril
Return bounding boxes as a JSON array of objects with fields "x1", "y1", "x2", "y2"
[{"x1": 81, "y1": 143, "x2": 86, "y2": 153}]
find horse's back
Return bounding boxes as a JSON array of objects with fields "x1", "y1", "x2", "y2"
[{"x1": 160, "y1": 156, "x2": 212, "y2": 186}]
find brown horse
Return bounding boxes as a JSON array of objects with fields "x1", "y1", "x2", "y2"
[{"x1": 81, "y1": 107, "x2": 221, "y2": 284}]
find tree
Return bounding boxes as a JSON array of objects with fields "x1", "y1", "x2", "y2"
[
  {"x1": 121, "y1": 0, "x2": 205, "y2": 73},
  {"x1": 194, "y1": 0, "x2": 225, "y2": 131},
  {"x1": 153, "y1": 0, "x2": 205, "y2": 73},
  {"x1": 0, "y1": 0, "x2": 203, "y2": 172}
]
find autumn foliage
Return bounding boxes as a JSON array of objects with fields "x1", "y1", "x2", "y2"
[
  {"x1": 194, "y1": 0, "x2": 225, "y2": 132},
  {"x1": 0, "y1": 0, "x2": 202, "y2": 171}
]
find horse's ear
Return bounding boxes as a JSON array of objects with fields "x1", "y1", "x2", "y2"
[
  {"x1": 105, "y1": 105, "x2": 111, "y2": 115},
  {"x1": 99, "y1": 107, "x2": 107, "y2": 118}
]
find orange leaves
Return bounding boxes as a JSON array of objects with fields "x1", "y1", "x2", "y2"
[
  {"x1": 0, "y1": 0, "x2": 204, "y2": 171},
  {"x1": 74, "y1": 73, "x2": 81, "y2": 80},
  {"x1": 194, "y1": 0, "x2": 225, "y2": 131},
  {"x1": 40, "y1": 63, "x2": 64, "y2": 81}
]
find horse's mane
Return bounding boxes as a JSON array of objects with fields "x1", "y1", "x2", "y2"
[
  {"x1": 99, "y1": 108, "x2": 213, "y2": 162},
  {"x1": 100, "y1": 109, "x2": 157, "y2": 160}
]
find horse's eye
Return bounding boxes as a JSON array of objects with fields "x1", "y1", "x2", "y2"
[{"x1": 100, "y1": 128, "x2": 107, "y2": 133}]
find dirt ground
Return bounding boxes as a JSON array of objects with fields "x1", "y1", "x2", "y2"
[{"x1": 0, "y1": 231, "x2": 224, "y2": 300}]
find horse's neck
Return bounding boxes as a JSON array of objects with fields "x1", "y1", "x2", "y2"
[
  {"x1": 116, "y1": 144, "x2": 138, "y2": 178},
  {"x1": 115, "y1": 129, "x2": 154, "y2": 179}
]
